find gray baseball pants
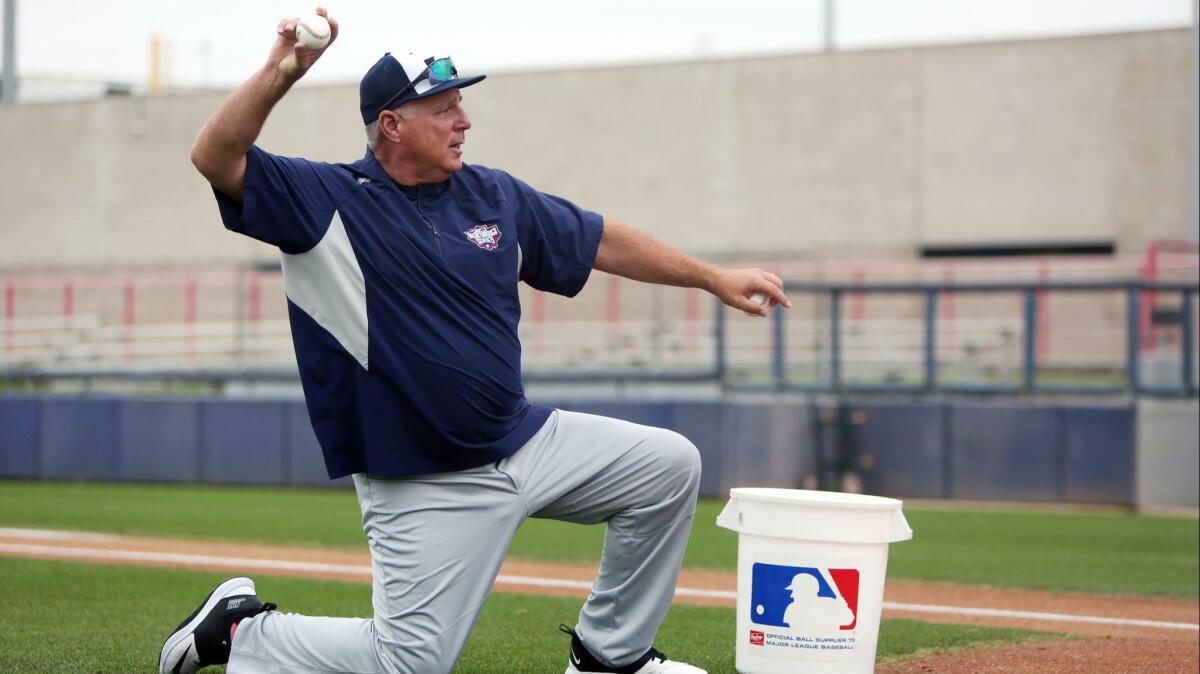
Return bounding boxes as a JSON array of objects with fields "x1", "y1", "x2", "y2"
[{"x1": 226, "y1": 409, "x2": 702, "y2": 673}]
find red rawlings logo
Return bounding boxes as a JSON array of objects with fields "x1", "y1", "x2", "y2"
[
  {"x1": 749, "y1": 630, "x2": 764, "y2": 646},
  {"x1": 464, "y1": 224, "x2": 502, "y2": 251}
]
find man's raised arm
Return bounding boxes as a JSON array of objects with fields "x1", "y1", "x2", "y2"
[{"x1": 190, "y1": 7, "x2": 338, "y2": 202}]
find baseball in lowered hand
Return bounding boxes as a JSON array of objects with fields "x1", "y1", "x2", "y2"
[
  {"x1": 744, "y1": 293, "x2": 770, "y2": 317},
  {"x1": 296, "y1": 15, "x2": 331, "y2": 49}
]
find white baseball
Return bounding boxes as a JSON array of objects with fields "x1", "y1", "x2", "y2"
[
  {"x1": 295, "y1": 15, "x2": 331, "y2": 49},
  {"x1": 744, "y1": 293, "x2": 770, "y2": 317}
]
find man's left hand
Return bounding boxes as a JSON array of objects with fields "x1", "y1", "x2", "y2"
[{"x1": 710, "y1": 268, "x2": 791, "y2": 317}]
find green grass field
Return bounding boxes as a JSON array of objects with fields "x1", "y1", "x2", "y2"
[
  {"x1": 0, "y1": 557, "x2": 1050, "y2": 674},
  {"x1": 0, "y1": 480, "x2": 1193, "y2": 672},
  {"x1": 0, "y1": 481, "x2": 1195, "y2": 597}
]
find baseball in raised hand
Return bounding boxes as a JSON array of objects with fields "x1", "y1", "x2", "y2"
[
  {"x1": 295, "y1": 15, "x2": 332, "y2": 49},
  {"x1": 272, "y1": 7, "x2": 339, "y2": 82}
]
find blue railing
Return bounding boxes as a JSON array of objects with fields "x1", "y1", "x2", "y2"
[
  {"x1": 1, "y1": 279, "x2": 1196, "y2": 397},
  {"x1": 724, "y1": 279, "x2": 1198, "y2": 397}
]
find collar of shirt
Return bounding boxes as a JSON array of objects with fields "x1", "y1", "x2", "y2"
[{"x1": 349, "y1": 149, "x2": 452, "y2": 200}]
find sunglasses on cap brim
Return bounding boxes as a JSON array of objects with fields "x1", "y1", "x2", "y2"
[{"x1": 378, "y1": 57, "x2": 458, "y2": 116}]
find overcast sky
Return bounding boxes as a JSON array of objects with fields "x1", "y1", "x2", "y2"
[{"x1": 3, "y1": 0, "x2": 1196, "y2": 90}]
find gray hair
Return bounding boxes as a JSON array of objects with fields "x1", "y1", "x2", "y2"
[
  {"x1": 365, "y1": 104, "x2": 415, "y2": 150},
  {"x1": 365, "y1": 121, "x2": 381, "y2": 150}
]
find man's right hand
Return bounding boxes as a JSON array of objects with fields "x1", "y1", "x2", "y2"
[
  {"x1": 272, "y1": 7, "x2": 340, "y2": 83},
  {"x1": 190, "y1": 7, "x2": 339, "y2": 201}
]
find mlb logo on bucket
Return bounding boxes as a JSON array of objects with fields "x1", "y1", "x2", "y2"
[
  {"x1": 750, "y1": 563, "x2": 860, "y2": 631},
  {"x1": 749, "y1": 630, "x2": 765, "y2": 646}
]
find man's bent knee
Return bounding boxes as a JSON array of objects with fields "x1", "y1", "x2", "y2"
[{"x1": 651, "y1": 429, "x2": 702, "y2": 493}]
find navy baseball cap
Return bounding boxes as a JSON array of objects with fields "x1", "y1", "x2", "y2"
[{"x1": 359, "y1": 53, "x2": 486, "y2": 124}]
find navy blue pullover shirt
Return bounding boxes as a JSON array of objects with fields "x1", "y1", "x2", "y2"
[{"x1": 213, "y1": 147, "x2": 604, "y2": 478}]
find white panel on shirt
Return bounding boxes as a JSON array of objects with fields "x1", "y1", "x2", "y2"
[{"x1": 281, "y1": 211, "x2": 369, "y2": 369}]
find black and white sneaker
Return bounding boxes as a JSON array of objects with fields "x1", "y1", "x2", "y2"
[
  {"x1": 158, "y1": 576, "x2": 276, "y2": 674},
  {"x1": 560, "y1": 625, "x2": 707, "y2": 674}
]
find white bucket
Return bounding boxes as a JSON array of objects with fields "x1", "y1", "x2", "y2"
[{"x1": 716, "y1": 488, "x2": 913, "y2": 674}]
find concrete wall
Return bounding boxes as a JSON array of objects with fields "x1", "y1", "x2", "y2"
[
  {"x1": 0, "y1": 30, "x2": 1192, "y2": 272},
  {"x1": 1135, "y1": 398, "x2": 1199, "y2": 509}
]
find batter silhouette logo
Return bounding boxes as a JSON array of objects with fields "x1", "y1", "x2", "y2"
[
  {"x1": 464, "y1": 224, "x2": 502, "y2": 251},
  {"x1": 750, "y1": 563, "x2": 860, "y2": 632}
]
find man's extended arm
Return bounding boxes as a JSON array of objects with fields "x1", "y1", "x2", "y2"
[
  {"x1": 190, "y1": 8, "x2": 338, "y2": 202},
  {"x1": 594, "y1": 217, "x2": 791, "y2": 317}
]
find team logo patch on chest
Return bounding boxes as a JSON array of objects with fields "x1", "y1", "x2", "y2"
[{"x1": 464, "y1": 224, "x2": 502, "y2": 251}]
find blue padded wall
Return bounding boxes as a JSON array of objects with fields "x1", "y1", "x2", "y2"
[
  {"x1": 286, "y1": 401, "x2": 351, "y2": 487},
  {"x1": 39, "y1": 397, "x2": 121, "y2": 480},
  {"x1": 724, "y1": 402, "x2": 814, "y2": 494},
  {"x1": 850, "y1": 400, "x2": 947, "y2": 498},
  {"x1": 0, "y1": 394, "x2": 1137, "y2": 504},
  {"x1": 950, "y1": 402, "x2": 1058, "y2": 501},
  {"x1": 199, "y1": 400, "x2": 287, "y2": 485},
  {"x1": 0, "y1": 396, "x2": 42, "y2": 478},
  {"x1": 118, "y1": 399, "x2": 200, "y2": 482},
  {"x1": 1059, "y1": 405, "x2": 1134, "y2": 504}
]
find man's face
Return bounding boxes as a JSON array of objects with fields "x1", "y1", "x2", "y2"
[{"x1": 393, "y1": 89, "x2": 472, "y2": 182}]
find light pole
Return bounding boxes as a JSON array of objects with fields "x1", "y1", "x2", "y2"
[
  {"x1": 823, "y1": 0, "x2": 836, "y2": 52},
  {"x1": 1189, "y1": 0, "x2": 1198, "y2": 243},
  {"x1": 1, "y1": 0, "x2": 16, "y2": 103}
]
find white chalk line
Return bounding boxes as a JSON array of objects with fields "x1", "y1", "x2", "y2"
[
  {"x1": 0, "y1": 541, "x2": 1196, "y2": 633},
  {"x1": 0, "y1": 527, "x2": 120, "y2": 541}
]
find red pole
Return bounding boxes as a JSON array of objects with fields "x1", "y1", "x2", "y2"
[
  {"x1": 1140, "y1": 243, "x2": 1158, "y2": 354},
  {"x1": 124, "y1": 279, "x2": 135, "y2": 360},
  {"x1": 607, "y1": 274, "x2": 620, "y2": 340},
  {"x1": 685, "y1": 287, "x2": 699, "y2": 353},
  {"x1": 62, "y1": 280, "x2": 73, "y2": 318},
  {"x1": 185, "y1": 278, "x2": 197, "y2": 359},
  {"x1": 248, "y1": 273, "x2": 262, "y2": 323},
  {"x1": 851, "y1": 268, "x2": 864, "y2": 322},
  {"x1": 4, "y1": 281, "x2": 13, "y2": 357},
  {"x1": 1036, "y1": 260, "x2": 1050, "y2": 360},
  {"x1": 941, "y1": 265, "x2": 956, "y2": 354}
]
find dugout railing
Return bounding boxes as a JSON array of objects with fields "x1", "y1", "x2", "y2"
[{"x1": 729, "y1": 279, "x2": 1198, "y2": 398}]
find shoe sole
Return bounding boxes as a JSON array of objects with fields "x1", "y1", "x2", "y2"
[
  {"x1": 158, "y1": 576, "x2": 256, "y2": 674},
  {"x1": 565, "y1": 659, "x2": 708, "y2": 674}
]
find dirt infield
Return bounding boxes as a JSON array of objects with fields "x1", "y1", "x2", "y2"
[{"x1": 1, "y1": 528, "x2": 1196, "y2": 673}]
